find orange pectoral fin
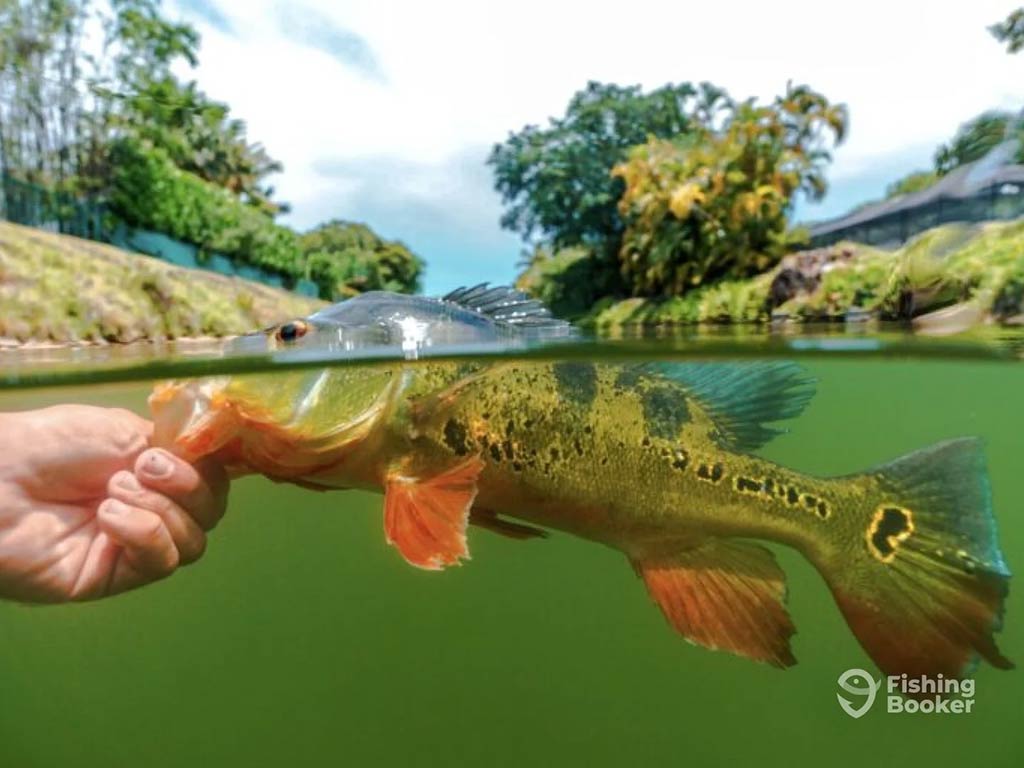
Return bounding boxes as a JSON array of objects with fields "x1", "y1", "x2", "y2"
[
  {"x1": 384, "y1": 457, "x2": 485, "y2": 570},
  {"x1": 632, "y1": 539, "x2": 796, "y2": 668}
]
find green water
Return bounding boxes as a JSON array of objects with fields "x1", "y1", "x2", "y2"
[{"x1": 0, "y1": 345, "x2": 1021, "y2": 767}]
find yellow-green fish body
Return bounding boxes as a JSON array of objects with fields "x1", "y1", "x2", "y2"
[{"x1": 151, "y1": 287, "x2": 1012, "y2": 677}]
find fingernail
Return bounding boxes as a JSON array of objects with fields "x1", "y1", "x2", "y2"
[
  {"x1": 142, "y1": 450, "x2": 173, "y2": 479},
  {"x1": 116, "y1": 472, "x2": 141, "y2": 491},
  {"x1": 103, "y1": 499, "x2": 128, "y2": 516}
]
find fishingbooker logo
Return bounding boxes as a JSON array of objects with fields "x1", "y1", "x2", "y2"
[{"x1": 836, "y1": 668, "x2": 976, "y2": 718}]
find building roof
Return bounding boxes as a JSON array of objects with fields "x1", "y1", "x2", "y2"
[{"x1": 809, "y1": 141, "x2": 1024, "y2": 239}]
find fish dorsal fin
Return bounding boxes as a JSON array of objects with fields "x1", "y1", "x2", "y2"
[
  {"x1": 632, "y1": 539, "x2": 796, "y2": 668},
  {"x1": 641, "y1": 362, "x2": 815, "y2": 452},
  {"x1": 442, "y1": 283, "x2": 576, "y2": 333}
]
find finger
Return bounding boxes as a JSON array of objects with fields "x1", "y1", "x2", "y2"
[
  {"x1": 134, "y1": 448, "x2": 229, "y2": 531},
  {"x1": 96, "y1": 498, "x2": 179, "y2": 578},
  {"x1": 107, "y1": 471, "x2": 207, "y2": 564}
]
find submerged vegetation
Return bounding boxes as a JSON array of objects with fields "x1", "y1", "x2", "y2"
[{"x1": 0, "y1": 222, "x2": 322, "y2": 342}]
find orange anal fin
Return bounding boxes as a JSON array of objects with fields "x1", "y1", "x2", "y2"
[
  {"x1": 470, "y1": 509, "x2": 548, "y2": 540},
  {"x1": 384, "y1": 457, "x2": 484, "y2": 570},
  {"x1": 632, "y1": 540, "x2": 796, "y2": 668}
]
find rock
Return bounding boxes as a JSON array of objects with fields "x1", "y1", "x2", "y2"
[
  {"x1": 912, "y1": 301, "x2": 986, "y2": 336},
  {"x1": 768, "y1": 246, "x2": 857, "y2": 309}
]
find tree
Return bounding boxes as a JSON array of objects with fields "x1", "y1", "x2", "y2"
[
  {"x1": 488, "y1": 81, "x2": 731, "y2": 255},
  {"x1": 613, "y1": 84, "x2": 847, "y2": 296},
  {"x1": 0, "y1": 0, "x2": 90, "y2": 186},
  {"x1": 0, "y1": 0, "x2": 285, "y2": 214},
  {"x1": 934, "y1": 111, "x2": 1017, "y2": 174},
  {"x1": 990, "y1": 7, "x2": 1024, "y2": 53},
  {"x1": 299, "y1": 220, "x2": 423, "y2": 298},
  {"x1": 885, "y1": 169, "x2": 940, "y2": 199},
  {"x1": 115, "y1": 76, "x2": 285, "y2": 214}
]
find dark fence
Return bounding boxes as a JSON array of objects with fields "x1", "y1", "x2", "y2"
[
  {"x1": 810, "y1": 184, "x2": 1024, "y2": 248},
  {"x1": 0, "y1": 174, "x2": 319, "y2": 297},
  {"x1": 0, "y1": 174, "x2": 106, "y2": 240}
]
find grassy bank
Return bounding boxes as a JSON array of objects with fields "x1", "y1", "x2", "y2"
[
  {"x1": 583, "y1": 220, "x2": 1024, "y2": 330},
  {"x1": 0, "y1": 222, "x2": 324, "y2": 343}
]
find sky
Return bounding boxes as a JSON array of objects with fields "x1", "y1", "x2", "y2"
[{"x1": 169, "y1": 0, "x2": 1024, "y2": 295}]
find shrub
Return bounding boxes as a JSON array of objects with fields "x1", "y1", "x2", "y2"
[
  {"x1": 612, "y1": 85, "x2": 846, "y2": 297},
  {"x1": 107, "y1": 138, "x2": 304, "y2": 277},
  {"x1": 299, "y1": 220, "x2": 423, "y2": 299},
  {"x1": 515, "y1": 245, "x2": 624, "y2": 319}
]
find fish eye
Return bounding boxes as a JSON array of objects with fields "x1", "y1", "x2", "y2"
[{"x1": 275, "y1": 320, "x2": 310, "y2": 343}]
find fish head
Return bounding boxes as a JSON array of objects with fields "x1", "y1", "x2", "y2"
[
  {"x1": 150, "y1": 316, "x2": 399, "y2": 478},
  {"x1": 149, "y1": 285, "x2": 572, "y2": 477},
  {"x1": 224, "y1": 304, "x2": 394, "y2": 357},
  {"x1": 148, "y1": 293, "x2": 446, "y2": 471}
]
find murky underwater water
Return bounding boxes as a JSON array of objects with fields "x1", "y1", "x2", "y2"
[{"x1": 0, "y1": 344, "x2": 1022, "y2": 767}]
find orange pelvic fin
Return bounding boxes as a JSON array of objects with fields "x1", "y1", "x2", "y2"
[
  {"x1": 384, "y1": 457, "x2": 484, "y2": 570},
  {"x1": 632, "y1": 540, "x2": 796, "y2": 668}
]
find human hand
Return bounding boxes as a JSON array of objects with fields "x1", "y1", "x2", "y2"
[{"x1": 0, "y1": 404, "x2": 228, "y2": 603}]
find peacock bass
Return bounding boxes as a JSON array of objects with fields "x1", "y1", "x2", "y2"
[{"x1": 150, "y1": 285, "x2": 1012, "y2": 677}]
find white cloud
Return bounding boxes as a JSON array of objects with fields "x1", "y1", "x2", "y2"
[{"x1": 171, "y1": 0, "x2": 1024, "y2": 292}]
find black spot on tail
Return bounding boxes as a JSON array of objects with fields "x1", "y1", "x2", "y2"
[
  {"x1": 870, "y1": 507, "x2": 912, "y2": 557},
  {"x1": 553, "y1": 362, "x2": 598, "y2": 408},
  {"x1": 641, "y1": 385, "x2": 689, "y2": 440}
]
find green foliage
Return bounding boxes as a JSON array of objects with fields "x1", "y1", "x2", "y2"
[
  {"x1": 582, "y1": 272, "x2": 777, "y2": 328},
  {"x1": 1, "y1": 0, "x2": 417, "y2": 306},
  {"x1": 488, "y1": 81, "x2": 730, "y2": 255},
  {"x1": 299, "y1": 220, "x2": 423, "y2": 299},
  {"x1": 612, "y1": 84, "x2": 847, "y2": 296},
  {"x1": 114, "y1": 76, "x2": 285, "y2": 215},
  {"x1": 514, "y1": 245, "x2": 622, "y2": 319},
  {"x1": 990, "y1": 7, "x2": 1024, "y2": 53},
  {"x1": 0, "y1": 0, "x2": 90, "y2": 185},
  {"x1": 107, "y1": 138, "x2": 303, "y2": 277},
  {"x1": 934, "y1": 111, "x2": 1019, "y2": 174},
  {"x1": 885, "y1": 169, "x2": 939, "y2": 198},
  {"x1": 108, "y1": 0, "x2": 199, "y2": 76},
  {"x1": 0, "y1": 0, "x2": 285, "y2": 213},
  {"x1": 587, "y1": 221, "x2": 1024, "y2": 329}
]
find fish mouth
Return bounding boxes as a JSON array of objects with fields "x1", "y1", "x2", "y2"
[{"x1": 149, "y1": 377, "x2": 240, "y2": 463}]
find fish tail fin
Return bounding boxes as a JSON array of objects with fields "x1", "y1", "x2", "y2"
[{"x1": 820, "y1": 437, "x2": 1012, "y2": 677}]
